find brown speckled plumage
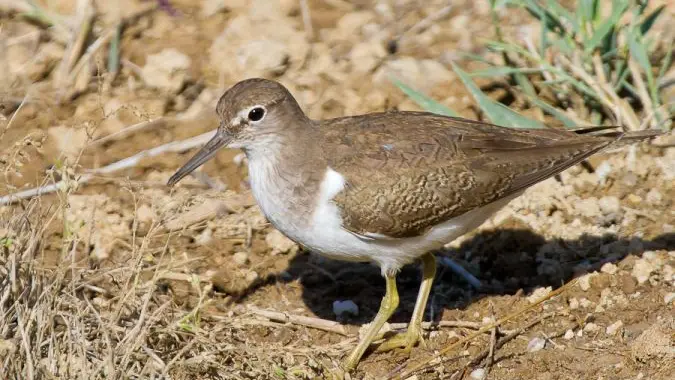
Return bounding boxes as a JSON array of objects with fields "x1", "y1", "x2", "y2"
[{"x1": 317, "y1": 112, "x2": 645, "y2": 238}]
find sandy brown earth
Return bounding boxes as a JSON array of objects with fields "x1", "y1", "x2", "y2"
[{"x1": 1, "y1": 1, "x2": 674, "y2": 379}]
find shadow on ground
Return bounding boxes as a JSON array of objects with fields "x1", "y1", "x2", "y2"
[{"x1": 233, "y1": 229, "x2": 675, "y2": 325}]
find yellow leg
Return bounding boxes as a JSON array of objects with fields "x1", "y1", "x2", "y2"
[
  {"x1": 342, "y1": 273, "x2": 399, "y2": 371},
  {"x1": 376, "y1": 253, "x2": 436, "y2": 353}
]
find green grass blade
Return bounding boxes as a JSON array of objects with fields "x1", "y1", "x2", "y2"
[
  {"x1": 524, "y1": 93, "x2": 578, "y2": 127},
  {"x1": 585, "y1": 0, "x2": 628, "y2": 53},
  {"x1": 639, "y1": 5, "x2": 665, "y2": 36},
  {"x1": 451, "y1": 62, "x2": 547, "y2": 129},
  {"x1": 522, "y1": 0, "x2": 566, "y2": 36},
  {"x1": 545, "y1": 0, "x2": 579, "y2": 33},
  {"x1": 390, "y1": 77, "x2": 459, "y2": 117},
  {"x1": 470, "y1": 67, "x2": 542, "y2": 77},
  {"x1": 628, "y1": 28, "x2": 655, "y2": 88},
  {"x1": 657, "y1": 38, "x2": 673, "y2": 81}
]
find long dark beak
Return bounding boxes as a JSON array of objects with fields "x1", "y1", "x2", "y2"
[{"x1": 167, "y1": 127, "x2": 232, "y2": 186}]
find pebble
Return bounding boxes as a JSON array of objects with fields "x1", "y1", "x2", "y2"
[
  {"x1": 584, "y1": 323, "x2": 599, "y2": 332},
  {"x1": 632, "y1": 258, "x2": 655, "y2": 284},
  {"x1": 579, "y1": 298, "x2": 593, "y2": 308},
  {"x1": 333, "y1": 300, "x2": 359, "y2": 318},
  {"x1": 665, "y1": 292, "x2": 675, "y2": 305},
  {"x1": 569, "y1": 298, "x2": 580, "y2": 310},
  {"x1": 578, "y1": 273, "x2": 596, "y2": 291},
  {"x1": 598, "y1": 196, "x2": 621, "y2": 215},
  {"x1": 564, "y1": 329, "x2": 575, "y2": 340},
  {"x1": 527, "y1": 286, "x2": 552, "y2": 303},
  {"x1": 233, "y1": 251, "x2": 249, "y2": 266},
  {"x1": 470, "y1": 368, "x2": 487, "y2": 380},
  {"x1": 527, "y1": 337, "x2": 546, "y2": 352},
  {"x1": 195, "y1": 227, "x2": 213, "y2": 246},
  {"x1": 600, "y1": 262, "x2": 618, "y2": 275},
  {"x1": 606, "y1": 320, "x2": 623, "y2": 335},
  {"x1": 645, "y1": 189, "x2": 662, "y2": 205},
  {"x1": 245, "y1": 270, "x2": 259, "y2": 283}
]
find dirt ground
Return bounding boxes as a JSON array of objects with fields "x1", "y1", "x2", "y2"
[{"x1": 1, "y1": 1, "x2": 674, "y2": 379}]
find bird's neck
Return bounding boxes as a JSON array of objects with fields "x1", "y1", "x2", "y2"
[{"x1": 244, "y1": 130, "x2": 326, "y2": 230}]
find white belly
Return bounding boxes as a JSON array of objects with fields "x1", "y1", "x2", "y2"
[{"x1": 249, "y1": 159, "x2": 517, "y2": 275}]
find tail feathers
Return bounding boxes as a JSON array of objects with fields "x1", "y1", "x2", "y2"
[{"x1": 571, "y1": 125, "x2": 664, "y2": 145}]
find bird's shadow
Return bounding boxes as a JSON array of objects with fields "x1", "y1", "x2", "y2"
[{"x1": 235, "y1": 228, "x2": 674, "y2": 325}]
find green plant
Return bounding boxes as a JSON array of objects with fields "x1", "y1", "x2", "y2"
[
  {"x1": 479, "y1": 0, "x2": 672, "y2": 130},
  {"x1": 392, "y1": 0, "x2": 673, "y2": 131}
]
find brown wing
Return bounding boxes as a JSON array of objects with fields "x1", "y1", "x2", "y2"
[{"x1": 321, "y1": 112, "x2": 634, "y2": 239}]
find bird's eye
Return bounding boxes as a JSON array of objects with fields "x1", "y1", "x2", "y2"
[{"x1": 248, "y1": 107, "x2": 265, "y2": 122}]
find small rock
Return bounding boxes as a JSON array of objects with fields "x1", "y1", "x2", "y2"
[
  {"x1": 233, "y1": 251, "x2": 249, "y2": 266},
  {"x1": 333, "y1": 300, "x2": 359, "y2": 318},
  {"x1": 470, "y1": 368, "x2": 487, "y2": 380},
  {"x1": 600, "y1": 262, "x2": 618, "y2": 275},
  {"x1": 606, "y1": 320, "x2": 623, "y2": 335},
  {"x1": 564, "y1": 329, "x2": 575, "y2": 340},
  {"x1": 645, "y1": 189, "x2": 662, "y2": 205},
  {"x1": 632, "y1": 259, "x2": 655, "y2": 284},
  {"x1": 136, "y1": 204, "x2": 156, "y2": 224},
  {"x1": 245, "y1": 270, "x2": 259, "y2": 283},
  {"x1": 626, "y1": 193, "x2": 642, "y2": 204},
  {"x1": 569, "y1": 298, "x2": 580, "y2": 310},
  {"x1": 265, "y1": 230, "x2": 297, "y2": 255},
  {"x1": 579, "y1": 298, "x2": 593, "y2": 308},
  {"x1": 578, "y1": 273, "x2": 596, "y2": 291},
  {"x1": 236, "y1": 39, "x2": 290, "y2": 76},
  {"x1": 527, "y1": 337, "x2": 546, "y2": 352},
  {"x1": 665, "y1": 293, "x2": 675, "y2": 305},
  {"x1": 584, "y1": 323, "x2": 599, "y2": 332},
  {"x1": 142, "y1": 48, "x2": 191, "y2": 93},
  {"x1": 574, "y1": 197, "x2": 601, "y2": 218},
  {"x1": 527, "y1": 286, "x2": 552, "y2": 304},
  {"x1": 598, "y1": 196, "x2": 621, "y2": 215},
  {"x1": 195, "y1": 227, "x2": 213, "y2": 246},
  {"x1": 48, "y1": 125, "x2": 89, "y2": 162}
]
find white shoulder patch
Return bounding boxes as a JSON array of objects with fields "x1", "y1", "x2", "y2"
[{"x1": 317, "y1": 167, "x2": 346, "y2": 204}]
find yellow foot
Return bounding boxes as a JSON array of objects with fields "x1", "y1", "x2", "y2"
[{"x1": 375, "y1": 328, "x2": 425, "y2": 354}]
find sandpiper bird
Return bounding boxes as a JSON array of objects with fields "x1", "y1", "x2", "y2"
[{"x1": 168, "y1": 78, "x2": 660, "y2": 371}]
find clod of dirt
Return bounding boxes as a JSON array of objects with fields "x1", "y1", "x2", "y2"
[
  {"x1": 164, "y1": 198, "x2": 231, "y2": 231},
  {"x1": 630, "y1": 317, "x2": 675, "y2": 361},
  {"x1": 265, "y1": 229, "x2": 297, "y2": 256},
  {"x1": 47, "y1": 125, "x2": 89, "y2": 162},
  {"x1": 606, "y1": 320, "x2": 623, "y2": 335},
  {"x1": 142, "y1": 48, "x2": 192, "y2": 94},
  {"x1": 373, "y1": 57, "x2": 454, "y2": 92},
  {"x1": 526, "y1": 286, "x2": 551, "y2": 303},
  {"x1": 632, "y1": 258, "x2": 656, "y2": 284},
  {"x1": 209, "y1": 13, "x2": 307, "y2": 81}
]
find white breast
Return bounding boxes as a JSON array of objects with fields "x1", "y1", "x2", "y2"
[{"x1": 248, "y1": 160, "x2": 517, "y2": 276}]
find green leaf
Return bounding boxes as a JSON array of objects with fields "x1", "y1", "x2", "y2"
[
  {"x1": 639, "y1": 5, "x2": 665, "y2": 36},
  {"x1": 545, "y1": 0, "x2": 579, "y2": 34},
  {"x1": 585, "y1": 0, "x2": 628, "y2": 53},
  {"x1": 485, "y1": 40, "x2": 532, "y2": 56},
  {"x1": 390, "y1": 77, "x2": 459, "y2": 117},
  {"x1": 107, "y1": 24, "x2": 122, "y2": 74},
  {"x1": 523, "y1": 93, "x2": 578, "y2": 127},
  {"x1": 522, "y1": 0, "x2": 566, "y2": 36},
  {"x1": 628, "y1": 28, "x2": 655, "y2": 87},
  {"x1": 450, "y1": 62, "x2": 547, "y2": 129},
  {"x1": 657, "y1": 38, "x2": 673, "y2": 81},
  {"x1": 470, "y1": 67, "x2": 542, "y2": 77}
]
